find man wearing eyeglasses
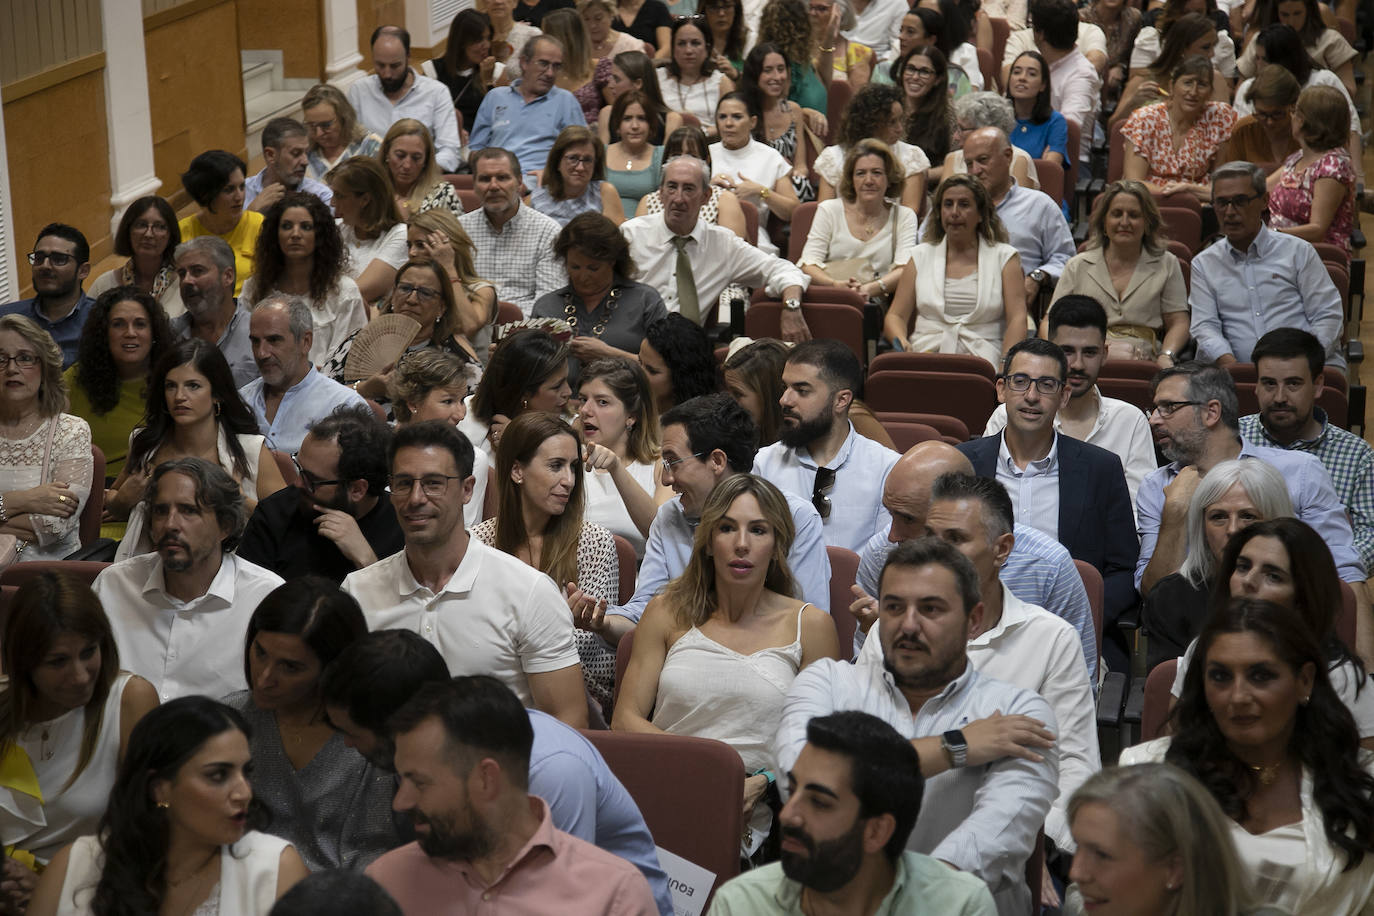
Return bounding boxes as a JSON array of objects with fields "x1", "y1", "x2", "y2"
[
  {"x1": 959, "y1": 338, "x2": 1139, "y2": 671},
  {"x1": 0, "y1": 223, "x2": 94, "y2": 368},
  {"x1": 1189, "y1": 160, "x2": 1346, "y2": 369},
  {"x1": 343, "y1": 420, "x2": 588, "y2": 728}
]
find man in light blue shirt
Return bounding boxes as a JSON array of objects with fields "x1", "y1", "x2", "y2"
[
  {"x1": 320, "y1": 630, "x2": 674, "y2": 915},
  {"x1": 1189, "y1": 161, "x2": 1345, "y2": 368},
  {"x1": 348, "y1": 26, "x2": 462, "y2": 172},
  {"x1": 238, "y1": 295, "x2": 365, "y2": 453},
  {"x1": 245, "y1": 117, "x2": 333, "y2": 213},
  {"x1": 754, "y1": 340, "x2": 899, "y2": 553},
  {"x1": 469, "y1": 35, "x2": 587, "y2": 184}
]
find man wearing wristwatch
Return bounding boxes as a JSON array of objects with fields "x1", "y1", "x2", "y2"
[{"x1": 776, "y1": 536, "x2": 1058, "y2": 916}]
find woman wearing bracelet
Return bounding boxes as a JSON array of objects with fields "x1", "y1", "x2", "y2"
[
  {"x1": 709, "y1": 92, "x2": 799, "y2": 255},
  {"x1": 404, "y1": 210, "x2": 498, "y2": 362}
]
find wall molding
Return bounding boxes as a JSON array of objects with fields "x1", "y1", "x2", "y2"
[
  {"x1": 1, "y1": 53, "x2": 106, "y2": 104},
  {"x1": 143, "y1": 0, "x2": 228, "y2": 30}
]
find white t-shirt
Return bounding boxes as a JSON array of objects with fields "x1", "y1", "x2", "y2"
[
  {"x1": 339, "y1": 221, "x2": 409, "y2": 281},
  {"x1": 709, "y1": 139, "x2": 793, "y2": 254},
  {"x1": 813, "y1": 141, "x2": 932, "y2": 191}
]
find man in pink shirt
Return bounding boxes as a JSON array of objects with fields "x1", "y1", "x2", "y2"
[{"x1": 365, "y1": 676, "x2": 659, "y2": 915}]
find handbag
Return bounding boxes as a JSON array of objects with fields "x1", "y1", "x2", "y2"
[
  {"x1": 0, "y1": 419, "x2": 61, "y2": 570},
  {"x1": 822, "y1": 203, "x2": 900, "y2": 295}
]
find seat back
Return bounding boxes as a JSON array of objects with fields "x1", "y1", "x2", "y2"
[
  {"x1": 1233, "y1": 382, "x2": 1348, "y2": 429},
  {"x1": 1107, "y1": 120, "x2": 1126, "y2": 183},
  {"x1": 1097, "y1": 359, "x2": 1162, "y2": 381},
  {"x1": 496, "y1": 301, "x2": 524, "y2": 326},
  {"x1": 879, "y1": 419, "x2": 951, "y2": 451},
  {"x1": 0, "y1": 561, "x2": 112, "y2": 589},
  {"x1": 874, "y1": 410, "x2": 970, "y2": 442},
  {"x1": 612, "y1": 534, "x2": 636, "y2": 606},
  {"x1": 787, "y1": 201, "x2": 819, "y2": 263},
  {"x1": 826, "y1": 546, "x2": 859, "y2": 660},
  {"x1": 745, "y1": 301, "x2": 865, "y2": 364},
  {"x1": 272, "y1": 450, "x2": 299, "y2": 488},
  {"x1": 989, "y1": 18, "x2": 1011, "y2": 86},
  {"x1": 457, "y1": 188, "x2": 479, "y2": 212},
  {"x1": 80, "y1": 445, "x2": 106, "y2": 547},
  {"x1": 1034, "y1": 161, "x2": 1064, "y2": 206},
  {"x1": 1225, "y1": 362, "x2": 1349, "y2": 396},
  {"x1": 1159, "y1": 206, "x2": 1202, "y2": 255},
  {"x1": 1074, "y1": 559, "x2": 1104, "y2": 650},
  {"x1": 442, "y1": 173, "x2": 475, "y2": 190},
  {"x1": 976, "y1": 46, "x2": 998, "y2": 92},
  {"x1": 1338, "y1": 581, "x2": 1358, "y2": 657},
  {"x1": 867, "y1": 370, "x2": 998, "y2": 436},
  {"x1": 1095, "y1": 377, "x2": 1155, "y2": 413},
  {"x1": 1063, "y1": 117, "x2": 1080, "y2": 207},
  {"x1": 1141, "y1": 658, "x2": 1178, "y2": 741},
  {"x1": 1312, "y1": 241, "x2": 1348, "y2": 265},
  {"x1": 825, "y1": 80, "x2": 852, "y2": 142},
  {"x1": 869, "y1": 350, "x2": 998, "y2": 381}
]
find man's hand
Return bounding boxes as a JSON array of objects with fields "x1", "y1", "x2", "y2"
[
  {"x1": 780, "y1": 309, "x2": 812, "y2": 343},
  {"x1": 1023, "y1": 274, "x2": 1042, "y2": 303},
  {"x1": 961, "y1": 711, "x2": 1056, "y2": 767},
  {"x1": 248, "y1": 181, "x2": 286, "y2": 213},
  {"x1": 849, "y1": 584, "x2": 879, "y2": 634},
  {"x1": 0, "y1": 857, "x2": 38, "y2": 913},
  {"x1": 1162, "y1": 465, "x2": 1201, "y2": 514},
  {"x1": 566, "y1": 582, "x2": 610, "y2": 635},
  {"x1": 313, "y1": 507, "x2": 377, "y2": 569}
]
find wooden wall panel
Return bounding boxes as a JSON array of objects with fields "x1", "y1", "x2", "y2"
[
  {"x1": 2, "y1": 69, "x2": 113, "y2": 294},
  {"x1": 143, "y1": 0, "x2": 191, "y2": 14},
  {"x1": 355, "y1": 0, "x2": 409, "y2": 64},
  {"x1": 144, "y1": 1, "x2": 248, "y2": 210},
  {"x1": 237, "y1": 0, "x2": 325, "y2": 80},
  {"x1": 1, "y1": 0, "x2": 104, "y2": 86}
]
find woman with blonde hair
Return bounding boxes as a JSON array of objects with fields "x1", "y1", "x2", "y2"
[
  {"x1": 325, "y1": 157, "x2": 408, "y2": 304},
  {"x1": 302, "y1": 83, "x2": 383, "y2": 180},
  {"x1": 578, "y1": 0, "x2": 642, "y2": 67},
  {"x1": 614, "y1": 471, "x2": 840, "y2": 856},
  {"x1": 542, "y1": 9, "x2": 603, "y2": 123},
  {"x1": 377, "y1": 120, "x2": 462, "y2": 222},
  {"x1": 405, "y1": 209, "x2": 498, "y2": 356}
]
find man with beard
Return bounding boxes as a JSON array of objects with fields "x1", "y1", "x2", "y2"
[
  {"x1": 0, "y1": 223, "x2": 94, "y2": 367},
  {"x1": 754, "y1": 340, "x2": 900, "y2": 552},
  {"x1": 364, "y1": 675, "x2": 660, "y2": 915},
  {"x1": 171, "y1": 236, "x2": 258, "y2": 386},
  {"x1": 458, "y1": 148, "x2": 565, "y2": 316},
  {"x1": 710, "y1": 712, "x2": 996, "y2": 914},
  {"x1": 1242, "y1": 328, "x2": 1374, "y2": 573},
  {"x1": 348, "y1": 26, "x2": 461, "y2": 172},
  {"x1": 238, "y1": 404, "x2": 403, "y2": 583},
  {"x1": 469, "y1": 36, "x2": 587, "y2": 183},
  {"x1": 238, "y1": 295, "x2": 365, "y2": 453},
  {"x1": 1137, "y1": 361, "x2": 1364, "y2": 597},
  {"x1": 92, "y1": 458, "x2": 283, "y2": 701},
  {"x1": 959, "y1": 337, "x2": 1138, "y2": 670},
  {"x1": 322, "y1": 633, "x2": 674, "y2": 915},
  {"x1": 776, "y1": 537, "x2": 1058, "y2": 916},
  {"x1": 983, "y1": 296, "x2": 1155, "y2": 510},
  {"x1": 246, "y1": 117, "x2": 333, "y2": 212}
]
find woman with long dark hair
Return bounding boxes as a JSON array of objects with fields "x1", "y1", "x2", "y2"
[
  {"x1": 27, "y1": 697, "x2": 308, "y2": 916},
  {"x1": 895, "y1": 46, "x2": 954, "y2": 166},
  {"x1": 433, "y1": 9, "x2": 498, "y2": 131},
  {"x1": 595, "y1": 50, "x2": 682, "y2": 145},
  {"x1": 738, "y1": 43, "x2": 811, "y2": 199},
  {"x1": 638, "y1": 314, "x2": 721, "y2": 413},
  {"x1": 708, "y1": 91, "x2": 799, "y2": 254},
  {"x1": 723, "y1": 338, "x2": 789, "y2": 445},
  {"x1": 1005, "y1": 50, "x2": 1068, "y2": 169}
]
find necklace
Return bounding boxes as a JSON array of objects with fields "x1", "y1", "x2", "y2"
[
  {"x1": 1249, "y1": 761, "x2": 1282, "y2": 786},
  {"x1": 564, "y1": 285, "x2": 621, "y2": 337}
]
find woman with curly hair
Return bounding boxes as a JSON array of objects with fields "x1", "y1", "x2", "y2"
[
  {"x1": 87, "y1": 196, "x2": 184, "y2": 319},
  {"x1": 814, "y1": 82, "x2": 930, "y2": 211},
  {"x1": 638, "y1": 313, "x2": 721, "y2": 413},
  {"x1": 756, "y1": 0, "x2": 829, "y2": 114},
  {"x1": 1122, "y1": 598, "x2": 1374, "y2": 914},
  {"x1": 894, "y1": 46, "x2": 955, "y2": 166},
  {"x1": 241, "y1": 191, "x2": 368, "y2": 367},
  {"x1": 65, "y1": 287, "x2": 173, "y2": 479}
]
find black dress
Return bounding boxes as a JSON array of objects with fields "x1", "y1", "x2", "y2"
[
  {"x1": 615, "y1": 0, "x2": 672, "y2": 49},
  {"x1": 433, "y1": 58, "x2": 488, "y2": 133},
  {"x1": 1142, "y1": 572, "x2": 1212, "y2": 670},
  {"x1": 513, "y1": 0, "x2": 576, "y2": 26}
]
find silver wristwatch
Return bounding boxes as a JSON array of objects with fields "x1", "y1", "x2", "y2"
[{"x1": 784, "y1": 297, "x2": 802, "y2": 311}]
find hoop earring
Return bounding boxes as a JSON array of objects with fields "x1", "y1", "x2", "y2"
[
  {"x1": 157, "y1": 801, "x2": 170, "y2": 810},
  {"x1": 214, "y1": 401, "x2": 222, "y2": 417}
]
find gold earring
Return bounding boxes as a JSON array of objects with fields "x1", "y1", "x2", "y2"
[{"x1": 157, "y1": 801, "x2": 170, "y2": 809}]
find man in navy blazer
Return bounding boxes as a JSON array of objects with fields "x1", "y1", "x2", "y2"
[{"x1": 958, "y1": 339, "x2": 1140, "y2": 670}]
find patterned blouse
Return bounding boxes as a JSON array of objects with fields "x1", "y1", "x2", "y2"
[
  {"x1": 1269, "y1": 147, "x2": 1356, "y2": 256},
  {"x1": 415, "y1": 180, "x2": 464, "y2": 219},
  {"x1": 1120, "y1": 101, "x2": 1237, "y2": 185}
]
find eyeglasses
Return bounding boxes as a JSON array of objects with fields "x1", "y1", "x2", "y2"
[
  {"x1": 305, "y1": 119, "x2": 337, "y2": 133},
  {"x1": 1251, "y1": 107, "x2": 1290, "y2": 123},
  {"x1": 395, "y1": 283, "x2": 441, "y2": 302},
  {"x1": 389, "y1": 474, "x2": 463, "y2": 497},
  {"x1": 1002, "y1": 373, "x2": 1064, "y2": 395},
  {"x1": 672, "y1": 12, "x2": 707, "y2": 21},
  {"x1": 0, "y1": 352, "x2": 39, "y2": 370},
  {"x1": 1213, "y1": 193, "x2": 1260, "y2": 211},
  {"x1": 661, "y1": 451, "x2": 704, "y2": 473},
  {"x1": 132, "y1": 220, "x2": 169, "y2": 235},
  {"x1": 1148, "y1": 400, "x2": 1201, "y2": 418},
  {"x1": 563, "y1": 154, "x2": 595, "y2": 166},
  {"x1": 530, "y1": 59, "x2": 564, "y2": 72},
  {"x1": 812, "y1": 467, "x2": 836, "y2": 520},
  {"x1": 27, "y1": 251, "x2": 75, "y2": 267},
  {"x1": 291, "y1": 453, "x2": 341, "y2": 491},
  {"x1": 903, "y1": 66, "x2": 937, "y2": 78}
]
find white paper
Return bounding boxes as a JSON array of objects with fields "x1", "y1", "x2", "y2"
[{"x1": 655, "y1": 846, "x2": 717, "y2": 916}]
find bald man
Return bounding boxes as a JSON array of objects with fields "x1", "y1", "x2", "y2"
[{"x1": 851, "y1": 442, "x2": 1097, "y2": 680}]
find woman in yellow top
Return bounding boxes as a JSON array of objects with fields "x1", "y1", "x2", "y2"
[{"x1": 177, "y1": 150, "x2": 262, "y2": 296}]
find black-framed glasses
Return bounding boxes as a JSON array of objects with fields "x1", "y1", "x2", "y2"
[
  {"x1": 395, "y1": 283, "x2": 441, "y2": 302},
  {"x1": 1251, "y1": 107, "x2": 1290, "y2": 123},
  {"x1": 1149, "y1": 400, "x2": 1201, "y2": 418},
  {"x1": 903, "y1": 65, "x2": 937, "y2": 78},
  {"x1": 0, "y1": 352, "x2": 39, "y2": 370},
  {"x1": 562, "y1": 154, "x2": 595, "y2": 167},
  {"x1": 661, "y1": 452, "x2": 704, "y2": 474},
  {"x1": 27, "y1": 251, "x2": 74, "y2": 267},
  {"x1": 812, "y1": 467, "x2": 836, "y2": 520},
  {"x1": 389, "y1": 474, "x2": 463, "y2": 497},
  {"x1": 291, "y1": 453, "x2": 341, "y2": 491},
  {"x1": 1002, "y1": 373, "x2": 1063, "y2": 395},
  {"x1": 1213, "y1": 193, "x2": 1260, "y2": 211}
]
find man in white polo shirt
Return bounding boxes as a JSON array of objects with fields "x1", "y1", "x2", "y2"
[{"x1": 342, "y1": 420, "x2": 588, "y2": 728}]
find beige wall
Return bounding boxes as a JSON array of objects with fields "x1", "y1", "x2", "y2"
[
  {"x1": 1, "y1": 0, "x2": 104, "y2": 85},
  {"x1": 238, "y1": 0, "x2": 326, "y2": 80},
  {"x1": 355, "y1": 0, "x2": 408, "y2": 65}
]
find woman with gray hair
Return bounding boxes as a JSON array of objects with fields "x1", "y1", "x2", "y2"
[
  {"x1": 1143, "y1": 458, "x2": 1292, "y2": 669},
  {"x1": 0, "y1": 315, "x2": 93, "y2": 562},
  {"x1": 942, "y1": 91, "x2": 1040, "y2": 189}
]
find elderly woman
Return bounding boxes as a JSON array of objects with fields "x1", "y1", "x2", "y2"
[
  {"x1": 815, "y1": 83, "x2": 930, "y2": 212},
  {"x1": 1120, "y1": 55, "x2": 1237, "y2": 203},
  {"x1": 614, "y1": 474, "x2": 840, "y2": 856},
  {"x1": 532, "y1": 213, "x2": 666, "y2": 386},
  {"x1": 378, "y1": 120, "x2": 462, "y2": 222},
  {"x1": 1142, "y1": 458, "x2": 1292, "y2": 669},
  {"x1": 178, "y1": 150, "x2": 262, "y2": 296},
  {"x1": 65, "y1": 288, "x2": 173, "y2": 481},
  {"x1": 302, "y1": 84, "x2": 383, "y2": 180},
  {"x1": 0, "y1": 316, "x2": 93, "y2": 563},
  {"x1": 799, "y1": 139, "x2": 919, "y2": 303},
  {"x1": 942, "y1": 91, "x2": 1040, "y2": 189},
  {"x1": 88, "y1": 196, "x2": 184, "y2": 318},
  {"x1": 1047, "y1": 180, "x2": 1189, "y2": 364},
  {"x1": 1267, "y1": 85, "x2": 1356, "y2": 256},
  {"x1": 405, "y1": 210, "x2": 498, "y2": 358},
  {"x1": 883, "y1": 174, "x2": 1025, "y2": 367},
  {"x1": 530, "y1": 126, "x2": 627, "y2": 225},
  {"x1": 579, "y1": 0, "x2": 641, "y2": 68},
  {"x1": 1122, "y1": 598, "x2": 1374, "y2": 915},
  {"x1": 1218, "y1": 64, "x2": 1301, "y2": 171},
  {"x1": 240, "y1": 191, "x2": 368, "y2": 367},
  {"x1": 326, "y1": 157, "x2": 409, "y2": 305}
]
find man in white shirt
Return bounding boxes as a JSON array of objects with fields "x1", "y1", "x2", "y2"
[
  {"x1": 348, "y1": 26, "x2": 461, "y2": 172},
  {"x1": 754, "y1": 339, "x2": 899, "y2": 552},
  {"x1": 342, "y1": 420, "x2": 588, "y2": 728},
  {"x1": 239, "y1": 295, "x2": 365, "y2": 453},
  {"x1": 245, "y1": 117, "x2": 333, "y2": 213},
  {"x1": 93, "y1": 458, "x2": 284, "y2": 702},
  {"x1": 620, "y1": 156, "x2": 812, "y2": 342},
  {"x1": 983, "y1": 295, "x2": 1156, "y2": 509}
]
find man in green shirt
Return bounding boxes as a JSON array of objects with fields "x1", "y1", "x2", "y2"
[{"x1": 708, "y1": 711, "x2": 997, "y2": 916}]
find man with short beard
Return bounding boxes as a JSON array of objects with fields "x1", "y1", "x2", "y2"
[
  {"x1": 0, "y1": 223, "x2": 94, "y2": 368},
  {"x1": 171, "y1": 235, "x2": 258, "y2": 386},
  {"x1": 92, "y1": 458, "x2": 284, "y2": 701},
  {"x1": 348, "y1": 26, "x2": 461, "y2": 172},
  {"x1": 776, "y1": 537, "x2": 1057, "y2": 916},
  {"x1": 245, "y1": 117, "x2": 333, "y2": 212},
  {"x1": 753, "y1": 339, "x2": 899, "y2": 552},
  {"x1": 365, "y1": 676, "x2": 659, "y2": 915},
  {"x1": 710, "y1": 712, "x2": 996, "y2": 915}
]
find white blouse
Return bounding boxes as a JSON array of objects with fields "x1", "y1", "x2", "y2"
[
  {"x1": 0, "y1": 415, "x2": 92, "y2": 562},
  {"x1": 582, "y1": 460, "x2": 658, "y2": 559},
  {"x1": 709, "y1": 139, "x2": 792, "y2": 254},
  {"x1": 814, "y1": 141, "x2": 932, "y2": 191},
  {"x1": 798, "y1": 198, "x2": 919, "y2": 279}
]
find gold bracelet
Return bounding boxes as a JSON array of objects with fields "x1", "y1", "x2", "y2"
[
  {"x1": 819, "y1": 45, "x2": 835, "y2": 52},
  {"x1": 759, "y1": 187, "x2": 770, "y2": 200}
]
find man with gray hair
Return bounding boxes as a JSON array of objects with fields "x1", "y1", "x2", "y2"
[
  {"x1": 246, "y1": 116, "x2": 333, "y2": 212},
  {"x1": 1189, "y1": 161, "x2": 1346, "y2": 368},
  {"x1": 620, "y1": 155, "x2": 813, "y2": 341},
  {"x1": 469, "y1": 35, "x2": 586, "y2": 183},
  {"x1": 239, "y1": 295, "x2": 366, "y2": 453},
  {"x1": 348, "y1": 25, "x2": 461, "y2": 171},
  {"x1": 172, "y1": 236, "x2": 258, "y2": 386},
  {"x1": 92, "y1": 457, "x2": 285, "y2": 702}
]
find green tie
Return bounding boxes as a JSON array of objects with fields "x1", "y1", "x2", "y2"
[{"x1": 672, "y1": 236, "x2": 701, "y2": 324}]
